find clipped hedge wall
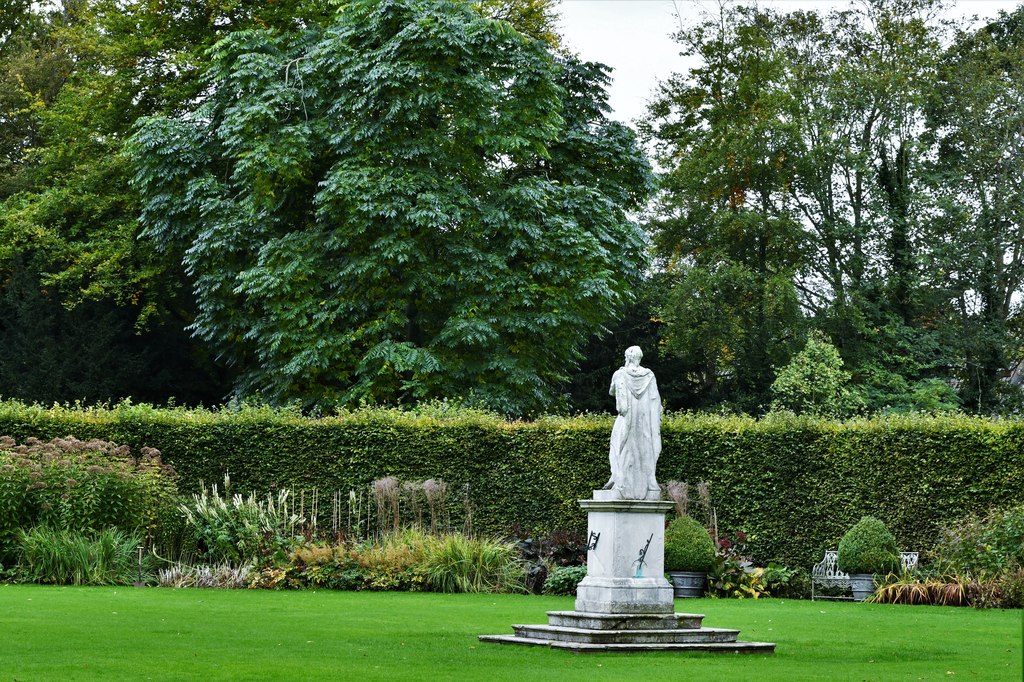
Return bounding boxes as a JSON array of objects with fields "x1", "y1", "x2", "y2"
[{"x1": 0, "y1": 400, "x2": 1021, "y2": 567}]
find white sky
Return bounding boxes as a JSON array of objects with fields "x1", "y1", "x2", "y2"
[{"x1": 558, "y1": 0, "x2": 1024, "y2": 125}]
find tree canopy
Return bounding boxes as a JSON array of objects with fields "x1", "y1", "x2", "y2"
[
  {"x1": 642, "y1": 0, "x2": 1024, "y2": 414},
  {"x1": 3, "y1": 0, "x2": 1024, "y2": 418},
  {"x1": 129, "y1": 0, "x2": 654, "y2": 414}
]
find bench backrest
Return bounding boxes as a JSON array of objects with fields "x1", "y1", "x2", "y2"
[{"x1": 814, "y1": 550, "x2": 919, "y2": 578}]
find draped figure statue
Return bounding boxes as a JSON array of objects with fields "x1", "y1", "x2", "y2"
[{"x1": 602, "y1": 346, "x2": 662, "y2": 500}]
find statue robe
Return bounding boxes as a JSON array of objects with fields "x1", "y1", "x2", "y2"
[{"x1": 608, "y1": 365, "x2": 662, "y2": 500}]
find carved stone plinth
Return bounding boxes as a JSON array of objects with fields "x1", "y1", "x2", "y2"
[{"x1": 574, "y1": 492, "x2": 674, "y2": 614}]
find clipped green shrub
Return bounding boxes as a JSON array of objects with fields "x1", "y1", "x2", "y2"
[
  {"x1": 664, "y1": 516, "x2": 716, "y2": 572},
  {"x1": 0, "y1": 436, "x2": 179, "y2": 563},
  {"x1": 543, "y1": 564, "x2": 587, "y2": 595},
  {"x1": 1, "y1": 401, "x2": 1023, "y2": 567},
  {"x1": 17, "y1": 527, "x2": 149, "y2": 585},
  {"x1": 837, "y1": 516, "x2": 900, "y2": 575}
]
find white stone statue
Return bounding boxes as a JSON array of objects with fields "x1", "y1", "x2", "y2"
[{"x1": 602, "y1": 345, "x2": 662, "y2": 500}]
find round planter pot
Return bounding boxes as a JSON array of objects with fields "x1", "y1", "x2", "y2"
[
  {"x1": 667, "y1": 571, "x2": 706, "y2": 598},
  {"x1": 849, "y1": 573, "x2": 877, "y2": 601}
]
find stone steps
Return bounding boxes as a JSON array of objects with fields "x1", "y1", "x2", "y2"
[
  {"x1": 479, "y1": 609, "x2": 775, "y2": 654},
  {"x1": 545, "y1": 610, "x2": 704, "y2": 630},
  {"x1": 478, "y1": 634, "x2": 776, "y2": 654},
  {"x1": 512, "y1": 623, "x2": 741, "y2": 645}
]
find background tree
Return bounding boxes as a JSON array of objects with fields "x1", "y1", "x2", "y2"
[
  {"x1": 642, "y1": 0, "x2": 991, "y2": 414},
  {"x1": 0, "y1": 0, "x2": 330, "y2": 404},
  {"x1": 924, "y1": 6, "x2": 1024, "y2": 412},
  {"x1": 130, "y1": 0, "x2": 654, "y2": 415},
  {"x1": 640, "y1": 3, "x2": 808, "y2": 412},
  {"x1": 770, "y1": 330, "x2": 860, "y2": 417}
]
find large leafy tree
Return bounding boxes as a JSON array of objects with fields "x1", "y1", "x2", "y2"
[
  {"x1": 643, "y1": 0, "x2": 973, "y2": 413},
  {"x1": 130, "y1": 0, "x2": 654, "y2": 414},
  {"x1": 924, "y1": 7, "x2": 1024, "y2": 411},
  {"x1": 640, "y1": 3, "x2": 806, "y2": 411},
  {"x1": 0, "y1": 0, "x2": 332, "y2": 404}
]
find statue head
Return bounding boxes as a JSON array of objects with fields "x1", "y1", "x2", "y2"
[{"x1": 624, "y1": 346, "x2": 643, "y2": 367}]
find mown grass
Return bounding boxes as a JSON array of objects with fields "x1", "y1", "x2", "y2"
[{"x1": 1, "y1": 585, "x2": 1020, "y2": 681}]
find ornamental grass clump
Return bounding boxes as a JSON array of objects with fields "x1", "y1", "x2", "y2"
[
  {"x1": 17, "y1": 526, "x2": 148, "y2": 585},
  {"x1": 421, "y1": 532, "x2": 525, "y2": 594},
  {"x1": 664, "y1": 515, "x2": 716, "y2": 573},
  {"x1": 837, "y1": 516, "x2": 900, "y2": 575}
]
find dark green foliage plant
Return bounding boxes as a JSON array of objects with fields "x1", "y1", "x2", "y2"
[
  {"x1": 761, "y1": 563, "x2": 808, "y2": 599},
  {"x1": 514, "y1": 529, "x2": 586, "y2": 592},
  {"x1": 128, "y1": 0, "x2": 654, "y2": 416},
  {"x1": 543, "y1": 564, "x2": 587, "y2": 596},
  {"x1": 664, "y1": 516, "x2": 716, "y2": 573},
  {"x1": 933, "y1": 505, "x2": 1024, "y2": 578},
  {"x1": 837, "y1": 516, "x2": 900, "y2": 575},
  {"x1": 0, "y1": 435, "x2": 179, "y2": 564},
  {"x1": 16, "y1": 526, "x2": 149, "y2": 585}
]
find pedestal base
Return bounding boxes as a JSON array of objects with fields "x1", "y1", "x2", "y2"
[
  {"x1": 478, "y1": 610, "x2": 775, "y2": 654},
  {"x1": 574, "y1": 492, "x2": 674, "y2": 614},
  {"x1": 575, "y1": 577, "x2": 674, "y2": 614},
  {"x1": 478, "y1": 491, "x2": 776, "y2": 654}
]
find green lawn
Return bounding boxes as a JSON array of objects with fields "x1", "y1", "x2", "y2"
[{"x1": 1, "y1": 585, "x2": 1020, "y2": 681}]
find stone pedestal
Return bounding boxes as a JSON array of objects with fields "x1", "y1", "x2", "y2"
[
  {"x1": 479, "y1": 491, "x2": 775, "y2": 654},
  {"x1": 574, "y1": 491, "x2": 675, "y2": 614}
]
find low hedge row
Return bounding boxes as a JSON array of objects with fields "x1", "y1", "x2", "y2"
[{"x1": 0, "y1": 400, "x2": 1021, "y2": 567}]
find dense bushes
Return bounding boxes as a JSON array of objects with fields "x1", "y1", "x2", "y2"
[
  {"x1": 253, "y1": 529, "x2": 525, "y2": 594},
  {"x1": 0, "y1": 435, "x2": 179, "y2": 564},
  {"x1": 865, "y1": 505, "x2": 1024, "y2": 608},
  {"x1": 0, "y1": 401, "x2": 1022, "y2": 567},
  {"x1": 933, "y1": 505, "x2": 1024, "y2": 578}
]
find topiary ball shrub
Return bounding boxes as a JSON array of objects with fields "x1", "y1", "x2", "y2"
[
  {"x1": 837, "y1": 516, "x2": 900, "y2": 575},
  {"x1": 664, "y1": 516, "x2": 716, "y2": 572}
]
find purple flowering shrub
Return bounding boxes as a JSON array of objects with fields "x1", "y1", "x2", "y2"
[{"x1": 0, "y1": 436, "x2": 179, "y2": 564}]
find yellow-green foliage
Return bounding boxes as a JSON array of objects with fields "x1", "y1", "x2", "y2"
[{"x1": 1, "y1": 401, "x2": 1022, "y2": 566}]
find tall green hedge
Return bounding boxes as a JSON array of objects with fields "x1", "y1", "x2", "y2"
[{"x1": 0, "y1": 400, "x2": 1021, "y2": 567}]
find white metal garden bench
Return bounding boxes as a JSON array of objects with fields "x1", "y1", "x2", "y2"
[{"x1": 811, "y1": 550, "x2": 919, "y2": 600}]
